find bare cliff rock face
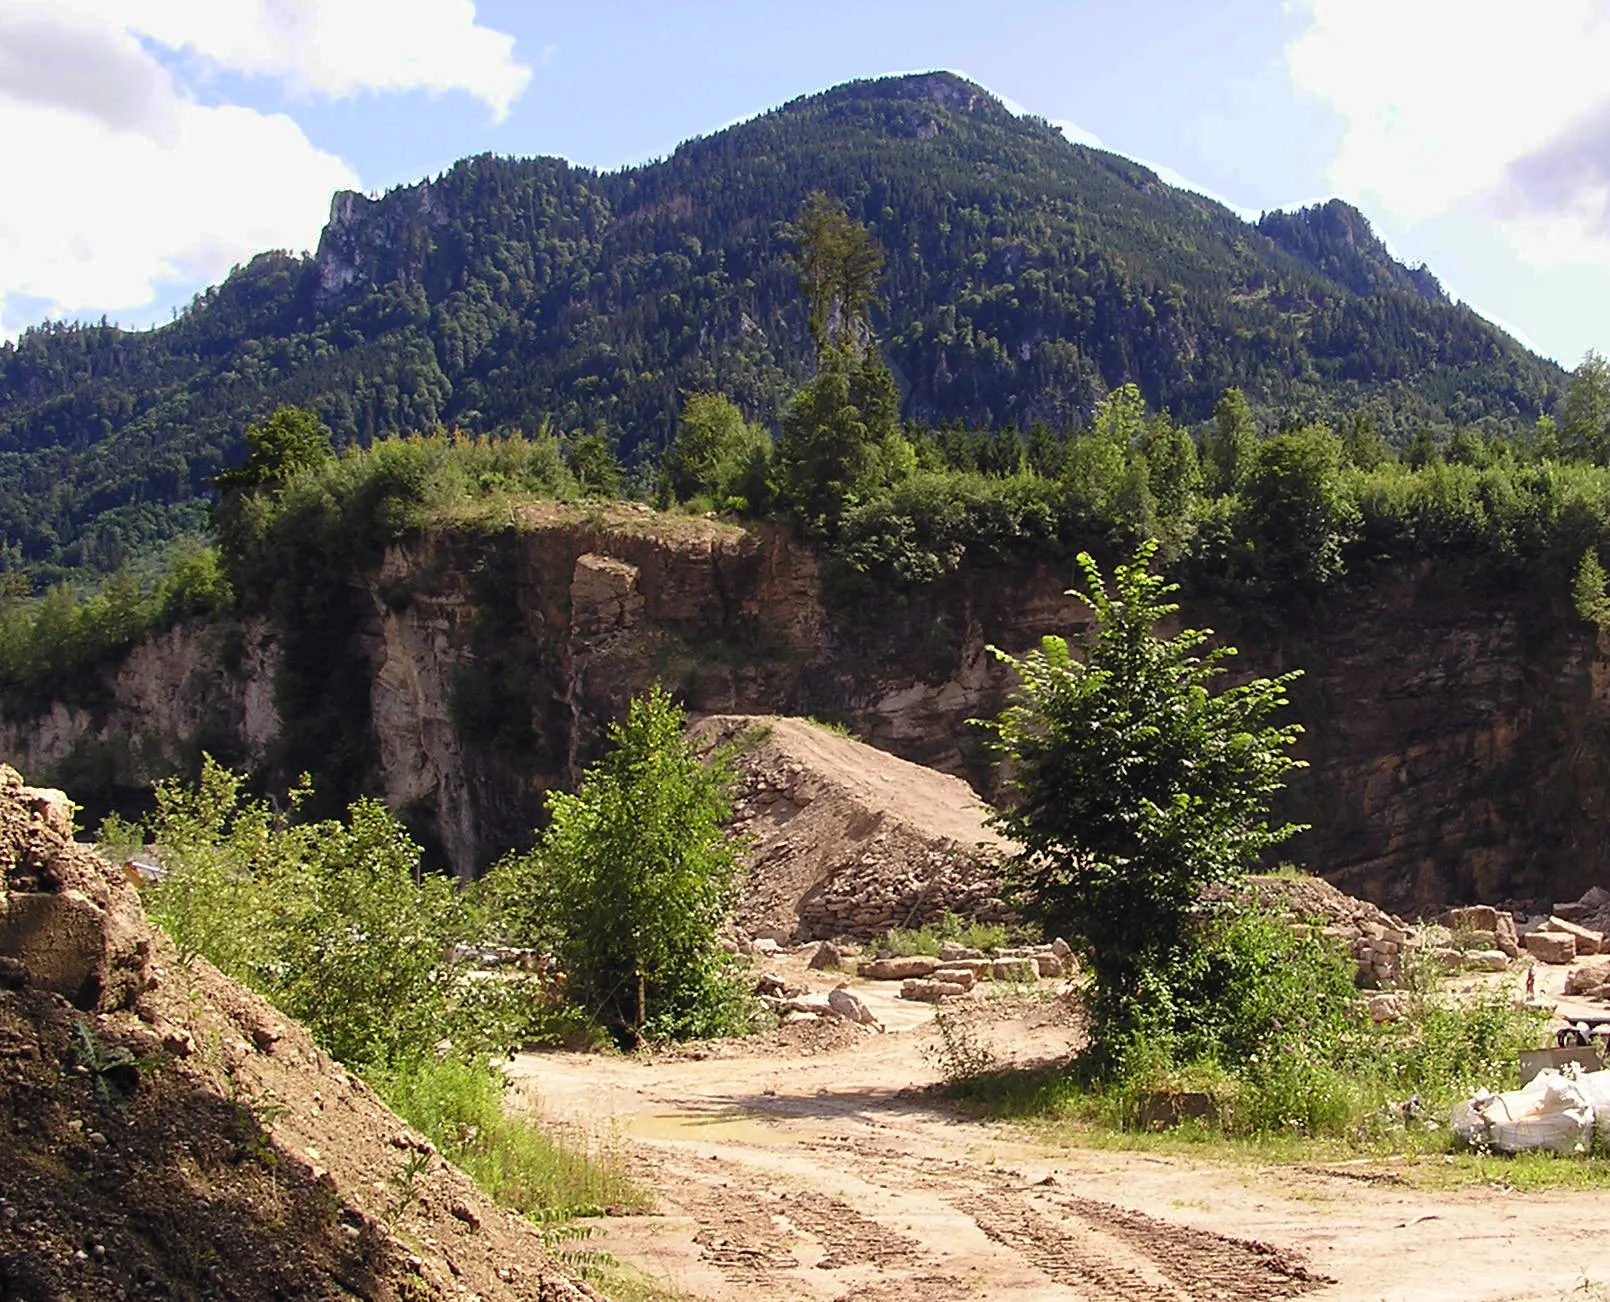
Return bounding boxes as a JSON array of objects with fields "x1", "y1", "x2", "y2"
[
  {"x1": 0, "y1": 619, "x2": 280, "y2": 812},
  {"x1": 2, "y1": 508, "x2": 1607, "y2": 914}
]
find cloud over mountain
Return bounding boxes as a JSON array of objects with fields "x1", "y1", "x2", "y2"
[{"x1": 0, "y1": 1, "x2": 530, "y2": 340}]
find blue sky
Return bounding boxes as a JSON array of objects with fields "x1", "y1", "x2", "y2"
[{"x1": 3, "y1": 1, "x2": 1608, "y2": 367}]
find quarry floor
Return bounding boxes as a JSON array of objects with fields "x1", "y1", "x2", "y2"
[{"x1": 509, "y1": 957, "x2": 1610, "y2": 1302}]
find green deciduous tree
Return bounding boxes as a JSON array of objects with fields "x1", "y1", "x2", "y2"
[
  {"x1": 1206, "y1": 387, "x2": 1258, "y2": 493},
  {"x1": 1562, "y1": 350, "x2": 1610, "y2": 464},
  {"x1": 487, "y1": 687, "x2": 750, "y2": 1046},
  {"x1": 980, "y1": 542, "x2": 1307, "y2": 1064},
  {"x1": 663, "y1": 392, "x2": 772, "y2": 509},
  {"x1": 214, "y1": 405, "x2": 333, "y2": 495},
  {"x1": 1238, "y1": 424, "x2": 1360, "y2": 589},
  {"x1": 564, "y1": 430, "x2": 624, "y2": 498}
]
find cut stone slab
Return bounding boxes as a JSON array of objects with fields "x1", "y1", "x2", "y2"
[
  {"x1": 1445, "y1": 905, "x2": 1500, "y2": 933},
  {"x1": 1548, "y1": 916, "x2": 1604, "y2": 956},
  {"x1": 900, "y1": 978, "x2": 968, "y2": 1002},
  {"x1": 990, "y1": 957, "x2": 1038, "y2": 983},
  {"x1": 859, "y1": 956, "x2": 939, "y2": 981},
  {"x1": 1524, "y1": 931, "x2": 1578, "y2": 964},
  {"x1": 933, "y1": 967, "x2": 977, "y2": 991}
]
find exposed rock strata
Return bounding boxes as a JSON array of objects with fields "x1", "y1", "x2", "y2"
[{"x1": 3, "y1": 508, "x2": 1608, "y2": 913}]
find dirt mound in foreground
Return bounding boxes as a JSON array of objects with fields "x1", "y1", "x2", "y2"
[
  {"x1": 690, "y1": 715, "x2": 1017, "y2": 942},
  {"x1": 0, "y1": 764, "x2": 595, "y2": 1302}
]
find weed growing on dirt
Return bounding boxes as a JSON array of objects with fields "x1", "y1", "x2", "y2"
[
  {"x1": 923, "y1": 1010, "x2": 1001, "y2": 1083},
  {"x1": 881, "y1": 911, "x2": 1016, "y2": 957},
  {"x1": 937, "y1": 957, "x2": 1551, "y2": 1172}
]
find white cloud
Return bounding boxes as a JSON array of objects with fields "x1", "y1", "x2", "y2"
[
  {"x1": 0, "y1": 93, "x2": 358, "y2": 334},
  {"x1": 0, "y1": 1, "x2": 529, "y2": 341},
  {"x1": 1286, "y1": 0, "x2": 1610, "y2": 270},
  {"x1": 49, "y1": 0, "x2": 532, "y2": 119}
]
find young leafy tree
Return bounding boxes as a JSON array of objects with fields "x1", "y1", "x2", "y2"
[
  {"x1": 1237, "y1": 423, "x2": 1360, "y2": 590},
  {"x1": 488, "y1": 687, "x2": 749, "y2": 1046},
  {"x1": 664, "y1": 392, "x2": 772, "y2": 508},
  {"x1": 981, "y1": 541, "x2": 1307, "y2": 1063},
  {"x1": 565, "y1": 430, "x2": 624, "y2": 498},
  {"x1": 1574, "y1": 548, "x2": 1610, "y2": 628},
  {"x1": 1205, "y1": 387, "x2": 1258, "y2": 493},
  {"x1": 1562, "y1": 350, "x2": 1610, "y2": 465},
  {"x1": 213, "y1": 405, "x2": 333, "y2": 496}
]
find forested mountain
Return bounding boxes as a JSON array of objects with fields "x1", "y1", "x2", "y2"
[{"x1": 0, "y1": 71, "x2": 1565, "y2": 581}]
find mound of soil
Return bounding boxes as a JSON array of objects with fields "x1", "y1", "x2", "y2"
[
  {"x1": 690, "y1": 715, "x2": 1017, "y2": 942},
  {"x1": 1244, "y1": 874, "x2": 1408, "y2": 933},
  {"x1": 0, "y1": 764, "x2": 595, "y2": 1302}
]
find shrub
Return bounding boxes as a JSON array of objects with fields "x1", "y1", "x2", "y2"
[
  {"x1": 142, "y1": 756, "x2": 488, "y2": 1071},
  {"x1": 486, "y1": 687, "x2": 753, "y2": 1046}
]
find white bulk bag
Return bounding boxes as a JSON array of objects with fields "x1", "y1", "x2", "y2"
[{"x1": 1449, "y1": 1070, "x2": 1594, "y2": 1155}]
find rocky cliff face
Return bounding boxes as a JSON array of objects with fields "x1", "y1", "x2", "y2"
[
  {"x1": 1, "y1": 509, "x2": 1605, "y2": 913},
  {"x1": 0, "y1": 619, "x2": 280, "y2": 813}
]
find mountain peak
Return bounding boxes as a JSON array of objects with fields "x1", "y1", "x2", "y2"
[{"x1": 1258, "y1": 199, "x2": 1446, "y2": 302}]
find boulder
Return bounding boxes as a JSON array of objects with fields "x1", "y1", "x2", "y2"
[
  {"x1": 991, "y1": 957, "x2": 1038, "y2": 983},
  {"x1": 1050, "y1": 938, "x2": 1074, "y2": 961},
  {"x1": 1464, "y1": 950, "x2": 1510, "y2": 972},
  {"x1": 933, "y1": 967, "x2": 977, "y2": 991},
  {"x1": 807, "y1": 941, "x2": 843, "y2": 970},
  {"x1": 900, "y1": 978, "x2": 968, "y2": 1002},
  {"x1": 827, "y1": 986, "x2": 880, "y2": 1026},
  {"x1": 1367, "y1": 993, "x2": 1410, "y2": 1023},
  {"x1": 1444, "y1": 905, "x2": 1500, "y2": 933},
  {"x1": 1035, "y1": 953, "x2": 1065, "y2": 978},
  {"x1": 19, "y1": 786, "x2": 75, "y2": 839},
  {"x1": 1564, "y1": 959, "x2": 1610, "y2": 997},
  {"x1": 1547, "y1": 916, "x2": 1604, "y2": 956},
  {"x1": 1524, "y1": 931, "x2": 1578, "y2": 965},
  {"x1": 859, "y1": 956, "x2": 939, "y2": 981}
]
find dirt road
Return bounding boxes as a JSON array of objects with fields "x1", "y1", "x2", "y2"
[{"x1": 508, "y1": 972, "x2": 1610, "y2": 1302}]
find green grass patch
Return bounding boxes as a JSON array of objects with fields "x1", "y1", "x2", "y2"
[
  {"x1": 373, "y1": 1057, "x2": 646, "y2": 1219},
  {"x1": 926, "y1": 981, "x2": 1600, "y2": 1187},
  {"x1": 881, "y1": 911, "x2": 1019, "y2": 957}
]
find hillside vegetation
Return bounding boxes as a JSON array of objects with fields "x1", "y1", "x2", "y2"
[{"x1": 0, "y1": 71, "x2": 1565, "y2": 584}]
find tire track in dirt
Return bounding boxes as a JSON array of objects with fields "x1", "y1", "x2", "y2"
[
  {"x1": 643, "y1": 1150, "x2": 936, "y2": 1289},
  {"x1": 965, "y1": 1188, "x2": 1183, "y2": 1300},
  {"x1": 1049, "y1": 1191, "x2": 1332, "y2": 1300},
  {"x1": 821, "y1": 1140, "x2": 1329, "y2": 1301},
  {"x1": 770, "y1": 1187, "x2": 924, "y2": 1269}
]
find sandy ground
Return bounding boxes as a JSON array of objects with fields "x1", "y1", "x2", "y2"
[{"x1": 507, "y1": 956, "x2": 1610, "y2": 1302}]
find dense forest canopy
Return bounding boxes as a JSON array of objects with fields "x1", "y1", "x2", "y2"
[{"x1": 0, "y1": 71, "x2": 1567, "y2": 586}]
